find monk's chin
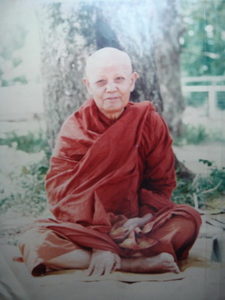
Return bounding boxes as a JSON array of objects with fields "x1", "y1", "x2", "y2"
[
  {"x1": 103, "y1": 103, "x2": 125, "y2": 112},
  {"x1": 103, "y1": 107, "x2": 125, "y2": 118}
]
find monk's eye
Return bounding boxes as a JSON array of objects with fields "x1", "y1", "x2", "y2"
[
  {"x1": 115, "y1": 77, "x2": 125, "y2": 83},
  {"x1": 96, "y1": 80, "x2": 106, "y2": 87}
]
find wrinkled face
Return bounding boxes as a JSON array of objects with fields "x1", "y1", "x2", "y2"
[{"x1": 84, "y1": 57, "x2": 138, "y2": 119}]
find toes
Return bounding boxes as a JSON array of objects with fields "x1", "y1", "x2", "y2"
[
  {"x1": 167, "y1": 262, "x2": 180, "y2": 273},
  {"x1": 159, "y1": 253, "x2": 180, "y2": 273},
  {"x1": 159, "y1": 253, "x2": 174, "y2": 263}
]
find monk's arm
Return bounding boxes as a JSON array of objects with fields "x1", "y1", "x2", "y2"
[
  {"x1": 122, "y1": 213, "x2": 153, "y2": 232},
  {"x1": 44, "y1": 114, "x2": 107, "y2": 224},
  {"x1": 139, "y1": 111, "x2": 176, "y2": 216}
]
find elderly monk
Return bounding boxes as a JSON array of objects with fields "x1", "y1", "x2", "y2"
[{"x1": 18, "y1": 47, "x2": 201, "y2": 276}]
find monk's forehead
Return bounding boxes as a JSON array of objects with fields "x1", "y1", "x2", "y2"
[{"x1": 85, "y1": 48, "x2": 132, "y2": 77}]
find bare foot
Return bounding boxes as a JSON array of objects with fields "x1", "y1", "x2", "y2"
[{"x1": 121, "y1": 252, "x2": 180, "y2": 274}]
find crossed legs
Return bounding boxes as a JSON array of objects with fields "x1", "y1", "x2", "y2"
[{"x1": 18, "y1": 216, "x2": 197, "y2": 276}]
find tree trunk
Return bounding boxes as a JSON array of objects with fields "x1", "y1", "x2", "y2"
[
  {"x1": 37, "y1": 3, "x2": 92, "y2": 148},
  {"x1": 153, "y1": 1, "x2": 185, "y2": 136},
  {"x1": 37, "y1": 0, "x2": 185, "y2": 149}
]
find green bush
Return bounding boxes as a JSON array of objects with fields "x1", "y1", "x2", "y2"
[
  {"x1": 1, "y1": 76, "x2": 28, "y2": 86},
  {"x1": 217, "y1": 92, "x2": 225, "y2": 110},
  {"x1": 0, "y1": 157, "x2": 49, "y2": 217},
  {"x1": 12, "y1": 57, "x2": 22, "y2": 68},
  {"x1": 185, "y1": 92, "x2": 208, "y2": 108},
  {"x1": 175, "y1": 124, "x2": 225, "y2": 145},
  {"x1": 185, "y1": 125, "x2": 208, "y2": 144},
  {"x1": 175, "y1": 124, "x2": 209, "y2": 145},
  {"x1": 0, "y1": 130, "x2": 49, "y2": 153},
  {"x1": 12, "y1": 75, "x2": 28, "y2": 85},
  {"x1": 173, "y1": 160, "x2": 225, "y2": 208},
  {"x1": 0, "y1": 130, "x2": 50, "y2": 217}
]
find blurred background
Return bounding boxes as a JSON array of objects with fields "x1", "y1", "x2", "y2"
[{"x1": 0, "y1": 0, "x2": 225, "y2": 237}]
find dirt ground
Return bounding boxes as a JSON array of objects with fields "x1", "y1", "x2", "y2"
[
  {"x1": 1, "y1": 214, "x2": 225, "y2": 300},
  {"x1": 173, "y1": 143, "x2": 225, "y2": 176}
]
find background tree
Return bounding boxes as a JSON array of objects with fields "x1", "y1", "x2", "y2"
[
  {"x1": 37, "y1": 0, "x2": 185, "y2": 149},
  {"x1": 0, "y1": 15, "x2": 28, "y2": 86},
  {"x1": 180, "y1": 0, "x2": 225, "y2": 76}
]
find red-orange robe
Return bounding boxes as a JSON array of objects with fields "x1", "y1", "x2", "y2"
[{"x1": 18, "y1": 99, "x2": 201, "y2": 275}]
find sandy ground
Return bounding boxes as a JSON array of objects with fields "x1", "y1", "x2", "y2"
[
  {"x1": 0, "y1": 214, "x2": 225, "y2": 300},
  {"x1": 174, "y1": 142, "x2": 225, "y2": 175}
]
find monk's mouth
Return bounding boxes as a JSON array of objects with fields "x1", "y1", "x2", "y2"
[{"x1": 104, "y1": 97, "x2": 120, "y2": 101}]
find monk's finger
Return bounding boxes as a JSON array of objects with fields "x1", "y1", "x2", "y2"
[
  {"x1": 88, "y1": 260, "x2": 105, "y2": 276},
  {"x1": 87, "y1": 259, "x2": 96, "y2": 276},
  {"x1": 114, "y1": 256, "x2": 121, "y2": 270},
  {"x1": 104, "y1": 262, "x2": 114, "y2": 276},
  {"x1": 93, "y1": 263, "x2": 105, "y2": 276},
  {"x1": 173, "y1": 263, "x2": 180, "y2": 274},
  {"x1": 169, "y1": 262, "x2": 180, "y2": 274},
  {"x1": 87, "y1": 264, "x2": 94, "y2": 276},
  {"x1": 123, "y1": 221, "x2": 135, "y2": 230}
]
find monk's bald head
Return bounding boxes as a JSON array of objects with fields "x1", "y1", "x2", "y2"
[
  {"x1": 85, "y1": 47, "x2": 132, "y2": 79},
  {"x1": 83, "y1": 47, "x2": 139, "y2": 120}
]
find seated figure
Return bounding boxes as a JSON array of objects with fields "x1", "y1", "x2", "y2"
[{"x1": 18, "y1": 47, "x2": 201, "y2": 276}]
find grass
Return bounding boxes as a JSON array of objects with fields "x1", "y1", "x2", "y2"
[
  {"x1": 173, "y1": 160, "x2": 225, "y2": 209},
  {"x1": 0, "y1": 130, "x2": 50, "y2": 217},
  {"x1": 0, "y1": 156, "x2": 49, "y2": 217},
  {"x1": 217, "y1": 92, "x2": 225, "y2": 110},
  {"x1": 185, "y1": 91, "x2": 225, "y2": 110},
  {"x1": 174, "y1": 124, "x2": 225, "y2": 145},
  {"x1": 0, "y1": 130, "x2": 49, "y2": 153},
  {"x1": 185, "y1": 92, "x2": 208, "y2": 108}
]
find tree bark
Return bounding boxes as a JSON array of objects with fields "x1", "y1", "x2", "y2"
[{"x1": 37, "y1": 0, "x2": 185, "y2": 148}]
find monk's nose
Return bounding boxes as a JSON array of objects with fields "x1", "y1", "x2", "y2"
[{"x1": 105, "y1": 82, "x2": 117, "y2": 92}]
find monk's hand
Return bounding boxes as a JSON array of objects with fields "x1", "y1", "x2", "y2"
[
  {"x1": 122, "y1": 213, "x2": 153, "y2": 233},
  {"x1": 87, "y1": 249, "x2": 121, "y2": 276}
]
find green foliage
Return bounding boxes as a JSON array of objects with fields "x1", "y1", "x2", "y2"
[
  {"x1": 0, "y1": 25, "x2": 27, "y2": 60},
  {"x1": 12, "y1": 57, "x2": 22, "y2": 68},
  {"x1": 12, "y1": 75, "x2": 28, "y2": 85},
  {"x1": 0, "y1": 130, "x2": 48, "y2": 153},
  {"x1": 175, "y1": 124, "x2": 209, "y2": 145},
  {"x1": 0, "y1": 157, "x2": 49, "y2": 217},
  {"x1": 217, "y1": 92, "x2": 225, "y2": 110},
  {"x1": 185, "y1": 92, "x2": 208, "y2": 107},
  {"x1": 172, "y1": 177, "x2": 195, "y2": 206},
  {"x1": 175, "y1": 124, "x2": 225, "y2": 145},
  {"x1": 180, "y1": 0, "x2": 225, "y2": 76},
  {"x1": 0, "y1": 130, "x2": 50, "y2": 217},
  {"x1": 2, "y1": 75, "x2": 28, "y2": 86},
  {"x1": 0, "y1": 15, "x2": 28, "y2": 86},
  {"x1": 173, "y1": 160, "x2": 225, "y2": 208},
  {"x1": 185, "y1": 91, "x2": 225, "y2": 110}
]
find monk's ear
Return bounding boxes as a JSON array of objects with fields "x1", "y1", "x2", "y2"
[
  {"x1": 82, "y1": 78, "x2": 91, "y2": 94},
  {"x1": 130, "y1": 72, "x2": 139, "y2": 92}
]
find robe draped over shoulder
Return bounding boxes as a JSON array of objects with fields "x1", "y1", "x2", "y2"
[{"x1": 45, "y1": 99, "x2": 176, "y2": 228}]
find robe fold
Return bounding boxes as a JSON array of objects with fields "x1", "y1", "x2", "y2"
[
  {"x1": 46, "y1": 99, "x2": 176, "y2": 225},
  {"x1": 18, "y1": 99, "x2": 201, "y2": 275}
]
